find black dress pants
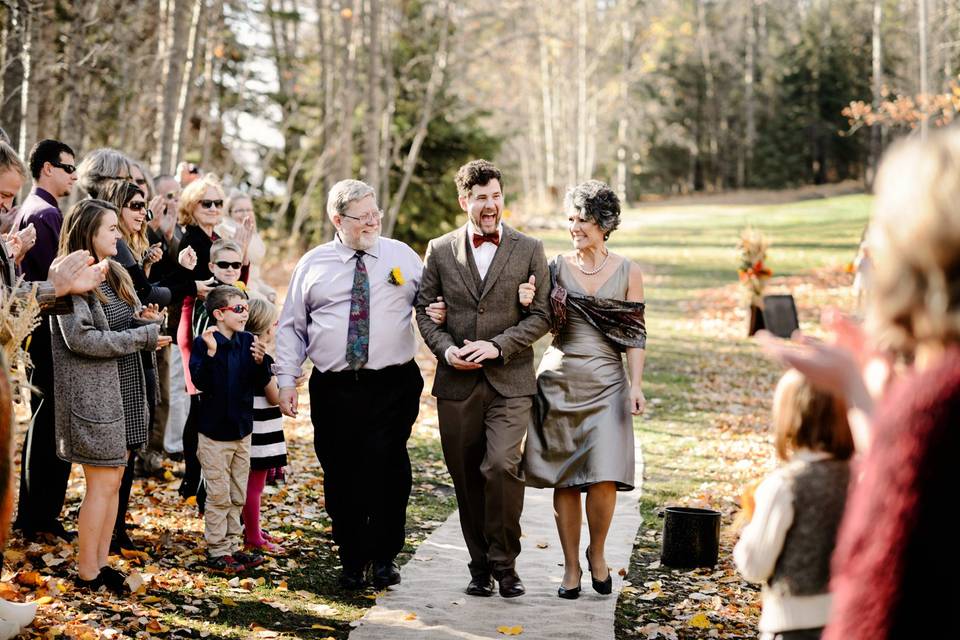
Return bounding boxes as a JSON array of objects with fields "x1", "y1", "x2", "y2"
[
  {"x1": 310, "y1": 360, "x2": 423, "y2": 573},
  {"x1": 15, "y1": 319, "x2": 72, "y2": 533}
]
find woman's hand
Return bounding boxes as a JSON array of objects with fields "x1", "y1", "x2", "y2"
[
  {"x1": 195, "y1": 277, "x2": 217, "y2": 299},
  {"x1": 137, "y1": 303, "x2": 163, "y2": 322},
  {"x1": 425, "y1": 296, "x2": 446, "y2": 325},
  {"x1": 518, "y1": 275, "x2": 536, "y2": 307},
  {"x1": 629, "y1": 385, "x2": 646, "y2": 416},
  {"x1": 156, "y1": 335, "x2": 173, "y2": 350},
  {"x1": 179, "y1": 246, "x2": 198, "y2": 270},
  {"x1": 234, "y1": 216, "x2": 255, "y2": 262},
  {"x1": 143, "y1": 242, "x2": 164, "y2": 265}
]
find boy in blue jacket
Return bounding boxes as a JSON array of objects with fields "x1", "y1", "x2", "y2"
[{"x1": 189, "y1": 285, "x2": 273, "y2": 573}]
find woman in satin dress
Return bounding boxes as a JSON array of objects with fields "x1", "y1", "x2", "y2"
[{"x1": 522, "y1": 180, "x2": 647, "y2": 599}]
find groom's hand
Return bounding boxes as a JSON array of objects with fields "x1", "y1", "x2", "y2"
[
  {"x1": 445, "y1": 346, "x2": 483, "y2": 370},
  {"x1": 459, "y1": 339, "x2": 500, "y2": 363}
]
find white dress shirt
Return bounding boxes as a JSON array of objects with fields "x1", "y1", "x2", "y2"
[
  {"x1": 273, "y1": 235, "x2": 423, "y2": 387},
  {"x1": 466, "y1": 220, "x2": 503, "y2": 280}
]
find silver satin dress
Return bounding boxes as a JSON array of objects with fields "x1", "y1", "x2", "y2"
[{"x1": 524, "y1": 258, "x2": 636, "y2": 491}]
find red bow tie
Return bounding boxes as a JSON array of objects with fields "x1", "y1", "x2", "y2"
[{"x1": 472, "y1": 231, "x2": 500, "y2": 248}]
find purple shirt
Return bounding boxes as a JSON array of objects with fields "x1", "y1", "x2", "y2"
[
  {"x1": 15, "y1": 187, "x2": 62, "y2": 282},
  {"x1": 273, "y1": 235, "x2": 423, "y2": 387}
]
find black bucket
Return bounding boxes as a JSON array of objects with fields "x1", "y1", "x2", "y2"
[{"x1": 660, "y1": 506, "x2": 721, "y2": 568}]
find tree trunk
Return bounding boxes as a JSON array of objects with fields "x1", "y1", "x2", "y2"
[
  {"x1": 740, "y1": 0, "x2": 757, "y2": 188},
  {"x1": 363, "y1": 0, "x2": 383, "y2": 190},
  {"x1": 170, "y1": 0, "x2": 205, "y2": 169},
  {"x1": 200, "y1": 0, "x2": 224, "y2": 169},
  {"x1": 868, "y1": 0, "x2": 883, "y2": 189},
  {"x1": 0, "y1": 1, "x2": 26, "y2": 152},
  {"x1": 536, "y1": 12, "x2": 556, "y2": 195},
  {"x1": 576, "y1": 0, "x2": 588, "y2": 183},
  {"x1": 919, "y1": 0, "x2": 929, "y2": 140},
  {"x1": 383, "y1": 0, "x2": 451, "y2": 238}
]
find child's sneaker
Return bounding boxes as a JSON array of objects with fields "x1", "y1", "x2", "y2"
[
  {"x1": 233, "y1": 550, "x2": 265, "y2": 569},
  {"x1": 206, "y1": 554, "x2": 245, "y2": 574},
  {"x1": 244, "y1": 540, "x2": 285, "y2": 555}
]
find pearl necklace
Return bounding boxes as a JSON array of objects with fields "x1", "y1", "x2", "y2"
[{"x1": 575, "y1": 251, "x2": 609, "y2": 276}]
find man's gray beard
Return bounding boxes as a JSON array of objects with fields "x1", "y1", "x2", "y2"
[{"x1": 341, "y1": 232, "x2": 378, "y2": 252}]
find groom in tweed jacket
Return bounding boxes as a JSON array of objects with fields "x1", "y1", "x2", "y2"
[{"x1": 416, "y1": 160, "x2": 551, "y2": 598}]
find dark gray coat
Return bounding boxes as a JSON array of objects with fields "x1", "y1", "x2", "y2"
[{"x1": 50, "y1": 291, "x2": 159, "y2": 466}]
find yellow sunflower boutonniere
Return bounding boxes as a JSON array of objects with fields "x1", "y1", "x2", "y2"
[{"x1": 388, "y1": 267, "x2": 405, "y2": 286}]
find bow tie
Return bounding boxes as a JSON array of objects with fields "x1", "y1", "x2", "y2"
[{"x1": 472, "y1": 231, "x2": 500, "y2": 248}]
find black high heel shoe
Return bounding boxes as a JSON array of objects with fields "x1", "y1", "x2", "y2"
[
  {"x1": 558, "y1": 568, "x2": 582, "y2": 600},
  {"x1": 586, "y1": 546, "x2": 612, "y2": 595}
]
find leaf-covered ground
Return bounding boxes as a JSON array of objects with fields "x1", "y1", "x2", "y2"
[
  {"x1": 3, "y1": 349, "x2": 455, "y2": 640},
  {"x1": 2, "y1": 193, "x2": 871, "y2": 638}
]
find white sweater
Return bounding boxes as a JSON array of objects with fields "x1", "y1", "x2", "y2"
[{"x1": 733, "y1": 450, "x2": 834, "y2": 633}]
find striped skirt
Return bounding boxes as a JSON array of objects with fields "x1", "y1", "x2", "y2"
[{"x1": 251, "y1": 394, "x2": 287, "y2": 470}]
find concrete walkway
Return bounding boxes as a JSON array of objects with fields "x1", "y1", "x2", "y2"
[{"x1": 349, "y1": 444, "x2": 643, "y2": 640}]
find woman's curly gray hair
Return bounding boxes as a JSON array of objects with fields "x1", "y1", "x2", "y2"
[{"x1": 564, "y1": 180, "x2": 621, "y2": 240}]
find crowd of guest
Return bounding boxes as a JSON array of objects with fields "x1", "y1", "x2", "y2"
[
  {"x1": 0, "y1": 135, "x2": 284, "y2": 598},
  {"x1": 0, "y1": 120, "x2": 953, "y2": 640}
]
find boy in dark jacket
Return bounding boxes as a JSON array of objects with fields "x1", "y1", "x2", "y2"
[{"x1": 189, "y1": 285, "x2": 271, "y2": 573}]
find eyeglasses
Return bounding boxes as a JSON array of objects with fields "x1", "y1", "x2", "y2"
[
  {"x1": 215, "y1": 261, "x2": 242, "y2": 270},
  {"x1": 217, "y1": 303, "x2": 249, "y2": 314},
  {"x1": 200, "y1": 199, "x2": 223, "y2": 209},
  {"x1": 134, "y1": 178, "x2": 148, "y2": 187},
  {"x1": 164, "y1": 192, "x2": 177, "y2": 200},
  {"x1": 50, "y1": 161, "x2": 76, "y2": 174},
  {"x1": 340, "y1": 209, "x2": 384, "y2": 224},
  {"x1": 127, "y1": 201, "x2": 148, "y2": 211}
]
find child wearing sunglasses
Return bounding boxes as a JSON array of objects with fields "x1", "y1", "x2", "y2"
[
  {"x1": 178, "y1": 239, "x2": 249, "y2": 504},
  {"x1": 189, "y1": 285, "x2": 273, "y2": 574}
]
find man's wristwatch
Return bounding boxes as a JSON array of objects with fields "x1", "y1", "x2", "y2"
[{"x1": 490, "y1": 340, "x2": 503, "y2": 359}]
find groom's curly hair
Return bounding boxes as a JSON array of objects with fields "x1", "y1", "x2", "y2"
[{"x1": 455, "y1": 159, "x2": 503, "y2": 197}]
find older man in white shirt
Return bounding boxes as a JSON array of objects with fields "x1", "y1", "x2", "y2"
[{"x1": 274, "y1": 179, "x2": 443, "y2": 590}]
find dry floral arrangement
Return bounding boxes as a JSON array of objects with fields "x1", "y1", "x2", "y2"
[{"x1": 737, "y1": 227, "x2": 773, "y2": 308}]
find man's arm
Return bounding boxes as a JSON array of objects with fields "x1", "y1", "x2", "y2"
[
  {"x1": 273, "y1": 257, "x2": 311, "y2": 390},
  {"x1": 414, "y1": 238, "x2": 457, "y2": 360},
  {"x1": 21, "y1": 209, "x2": 61, "y2": 281},
  {"x1": 488, "y1": 239, "x2": 551, "y2": 362}
]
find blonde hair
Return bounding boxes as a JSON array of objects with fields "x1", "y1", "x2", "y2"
[
  {"x1": 868, "y1": 128, "x2": 960, "y2": 356},
  {"x1": 772, "y1": 369, "x2": 853, "y2": 462},
  {"x1": 210, "y1": 238, "x2": 242, "y2": 262},
  {"x1": 245, "y1": 298, "x2": 278, "y2": 337},
  {"x1": 179, "y1": 173, "x2": 225, "y2": 226}
]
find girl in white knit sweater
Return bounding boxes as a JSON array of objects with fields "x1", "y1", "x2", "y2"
[{"x1": 734, "y1": 369, "x2": 854, "y2": 640}]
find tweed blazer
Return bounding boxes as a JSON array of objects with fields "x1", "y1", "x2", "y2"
[
  {"x1": 50, "y1": 291, "x2": 160, "y2": 466},
  {"x1": 416, "y1": 223, "x2": 551, "y2": 400}
]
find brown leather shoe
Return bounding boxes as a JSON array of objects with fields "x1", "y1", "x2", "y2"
[
  {"x1": 465, "y1": 574, "x2": 495, "y2": 597},
  {"x1": 495, "y1": 570, "x2": 525, "y2": 598}
]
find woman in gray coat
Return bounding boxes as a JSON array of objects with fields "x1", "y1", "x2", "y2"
[{"x1": 51, "y1": 199, "x2": 171, "y2": 593}]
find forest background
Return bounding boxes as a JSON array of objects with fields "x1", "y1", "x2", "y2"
[{"x1": 2, "y1": 0, "x2": 958, "y2": 252}]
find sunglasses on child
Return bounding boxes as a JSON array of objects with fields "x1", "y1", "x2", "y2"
[
  {"x1": 215, "y1": 261, "x2": 242, "y2": 270},
  {"x1": 216, "y1": 303, "x2": 249, "y2": 314},
  {"x1": 200, "y1": 199, "x2": 223, "y2": 209}
]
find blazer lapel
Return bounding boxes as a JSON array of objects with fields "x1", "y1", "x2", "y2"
[
  {"x1": 452, "y1": 226, "x2": 481, "y2": 302},
  {"x1": 479, "y1": 224, "x2": 519, "y2": 301}
]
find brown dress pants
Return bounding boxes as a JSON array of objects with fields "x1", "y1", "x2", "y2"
[{"x1": 438, "y1": 377, "x2": 531, "y2": 577}]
